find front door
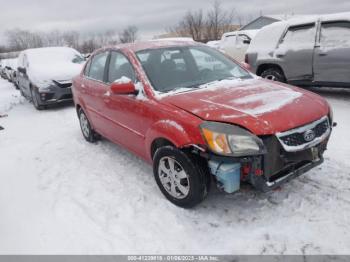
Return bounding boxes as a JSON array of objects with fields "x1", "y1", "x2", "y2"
[
  {"x1": 275, "y1": 23, "x2": 316, "y2": 81},
  {"x1": 313, "y1": 21, "x2": 350, "y2": 84},
  {"x1": 103, "y1": 50, "x2": 146, "y2": 156}
]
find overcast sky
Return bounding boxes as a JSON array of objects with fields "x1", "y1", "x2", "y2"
[{"x1": 0, "y1": 0, "x2": 349, "y2": 44}]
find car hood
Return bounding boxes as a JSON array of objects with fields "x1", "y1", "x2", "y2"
[
  {"x1": 159, "y1": 78, "x2": 329, "y2": 135},
  {"x1": 28, "y1": 62, "x2": 83, "y2": 87}
]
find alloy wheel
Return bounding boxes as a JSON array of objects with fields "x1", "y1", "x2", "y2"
[
  {"x1": 158, "y1": 157, "x2": 190, "y2": 199},
  {"x1": 79, "y1": 112, "x2": 90, "y2": 138}
]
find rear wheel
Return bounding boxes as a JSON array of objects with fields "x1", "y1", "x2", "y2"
[
  {"x1": 153, "y1": 146, "x2": 209, "y2": 208},
  {"x1": 78, "y1": 108, "x2": 100, "y2": 143},
  {"x1": 261, "y1": 67, "x2": 286, "y2": 83}
]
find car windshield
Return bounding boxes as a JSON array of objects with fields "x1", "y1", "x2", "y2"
[{"x1": 136, "y1": 45, "x2": 252, "y2": 93}]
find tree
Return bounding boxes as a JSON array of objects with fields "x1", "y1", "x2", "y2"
[
  {"x1": 119, "y1": 26, "x2": 138, "y2": 43},
  {"x1": 205, "y1": 0, "x2": 235, "y2": 40},
  {"x1": 166, "y1": 0, "x2": 235, "y2": 41}
]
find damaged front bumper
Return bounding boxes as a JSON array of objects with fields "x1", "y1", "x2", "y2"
[{"x1": 203, "y1": 126, "x2": 331, "y2": 194}]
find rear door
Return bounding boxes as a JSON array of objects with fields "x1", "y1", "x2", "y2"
[
  {"x1": 83, "y1": 51, "x2": 110, "y2": 134},
  {"x1": 275, "y1": 23, "x2": 317, "y2": 81},
  {"x1": 313, "y1": 21, "x2": 350, "y2": 84}
]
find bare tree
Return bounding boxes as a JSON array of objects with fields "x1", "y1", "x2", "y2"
[
  {"x1": 5, "y1": 29, "x2": 44, "y2": 50},
  {"x1": 119, "y1": 26, "x2": 138, "y2": 43},
  {"x1": 167, "y1": 10, "x2": 204, "y2": 40},
  {"x1": 63, "y1": 31, "x2": 80, "y2": 49},
  {"x1": 205, "y1": 0, "x2": 235, "y2": 40}
]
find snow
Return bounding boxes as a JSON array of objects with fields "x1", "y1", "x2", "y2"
[
  {"x1": 114, "y1": 76, "x2": 132, "y2": 84},
  {"x1": 0, "y1": 80, "x2": 25, "y2": 113},
  {"x1": 231, "y1": 89, "x2": 302, "y2": 115},
  {"x1": 0, "y1": 78, "x2": 350, "y2": 254},
  {"x1": 18, "y1": 47, "x2": 84, "y2": 89}
]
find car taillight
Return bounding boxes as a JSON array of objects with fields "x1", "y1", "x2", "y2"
[{"x1": 244, "y1": 54, "x2": 249, "y2": 64}]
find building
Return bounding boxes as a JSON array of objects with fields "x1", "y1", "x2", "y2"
[{"x1": 240, "y1": 14, "x2": 312, "y2": 31}]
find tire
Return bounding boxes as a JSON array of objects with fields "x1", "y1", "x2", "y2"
[
  {"x1": 78, "y1": 108, "x2": 100, "y2": 143},
  {"x1": 261, "y1": 67, "x2": 286, "y2": 83},
  {"x1": 153, "y1": 146, "x2": 209, "y2": 208},
  {"x1": 30, "y1": 87, "x2": 44, "y2": 110}
]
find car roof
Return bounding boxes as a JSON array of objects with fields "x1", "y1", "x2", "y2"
[
  {"x1": 268, "y1": 12, "x2": 350, "y2": 29},
  {"x1": 104, "y1": 40, "x2": 203, "y2": 53}
]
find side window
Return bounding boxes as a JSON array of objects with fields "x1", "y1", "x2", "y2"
[
  {"x1": 88, "y1": 52, "x2": 108, "y2": 82},
  {"x1": 84, "y1": 59, "x2": 92, "y2": 76},
  {"x1": 23, "y1": 55, "x2": 29, "y2": 68},
  {"x1": 320, "y1": 21, "x2": 350, "y2": 46},
  {"x1": 107, "y1": 51, "x2": 136, "y2": 83},
  {"x1": 281, "y1": 24, "x2": 316, "y2": 46}
]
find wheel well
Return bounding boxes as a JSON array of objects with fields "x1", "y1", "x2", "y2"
[
  {"x1": 151, "y1": 138, "x2": 175, "y2": 159},
  {"x1": 257, "y1": 64, "x2": 284, "y2": 76}
]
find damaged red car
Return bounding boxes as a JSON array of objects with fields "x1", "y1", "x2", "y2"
[{"x1": 72, "y1": 41, "x2": 333, "y2": 208}]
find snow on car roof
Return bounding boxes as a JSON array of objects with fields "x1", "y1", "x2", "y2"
[
  {"x1": 222, "y1": 29, "x2": 259, "y2": 39},
  {"x1": 22, "y1": 46, "x2": 82, "y2": 63},
  {"x1": 268, "y1": 12, "x2": 350, "y2": 28},
  {"x1": 104, "y1": 40, "x2": 203, "y2": 53}
]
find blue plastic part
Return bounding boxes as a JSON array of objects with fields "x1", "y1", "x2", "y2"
[{"x1": 208, "y1": 160, "x2": 241, "y2": 193}]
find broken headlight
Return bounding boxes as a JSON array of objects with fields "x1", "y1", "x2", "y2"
[{"x1": 200, "y1": 122, "x2": 266, "y2": 157}]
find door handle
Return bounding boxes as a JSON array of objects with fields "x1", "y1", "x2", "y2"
[{"x1": 319, "y1": 53, "x2": 327, "y2": 56}]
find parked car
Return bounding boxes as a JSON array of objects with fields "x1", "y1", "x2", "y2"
[
  {"x1": 219, "y1": 30, "x2": 258, "y2": 62},
  {"x1": 0, "y1": 59, "x2": 9, "y2": 80},
  {"x1": 206, "y1": 40, "x2": 221, "y2": 49},
  {"x1": 73, "y1": 41, "x2": 333, "y2": 208},
  {"x1": 17, "y1": 47, "x2": 85, "y2": 110},
  {"x1": 246, "y1": 13, "x2": 350, "y2": 87},
  {"x1": 4, "y1": 58, "x2": 18, "y2": 86}
]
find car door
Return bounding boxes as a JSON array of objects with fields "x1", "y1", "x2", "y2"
[
  {"x1": 83, "y1": 51, "x2": 110, "y2": 135},
  {"x1": 313, "y1": 21, "x2": 350, "y2": 84},
  {"x1": 234, "y1": 34, "x2": 251, "y2": 62},
  {"x1": 103, "y1": 50, "x2": 146, "y2": 155},
  {"x1": 274, "y1": 23, "x2": 316, "y2": 81}
]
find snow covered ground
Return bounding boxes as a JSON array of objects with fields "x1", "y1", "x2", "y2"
[{"x1": 0, "y1": 78, "x2": 349, "y2": 255}]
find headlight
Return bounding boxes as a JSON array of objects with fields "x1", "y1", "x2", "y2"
[{"x1": 200, "y1": 122, "x2": 266, "y2": 157}]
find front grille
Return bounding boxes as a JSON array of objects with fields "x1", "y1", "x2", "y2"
[
  {"x1": 276, "y1": 116, "x2": 331, "y2": 152},
  {"x1": 280, "y1": 119, "x2": 329, "y2": 146},
  {"x1": 53, "y1": 80, "x2": 72, "y2": 88}
]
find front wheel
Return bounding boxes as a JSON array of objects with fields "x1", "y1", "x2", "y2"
[
  {"x1": 30, "y1": 87, "x2": 44, "y2": 110},
  {"x1": 153, "y1": 146, "x2": 209, "y2": 208},
  {"x1": 261, "y1": 67, "x2": 286, "y2": 83}
]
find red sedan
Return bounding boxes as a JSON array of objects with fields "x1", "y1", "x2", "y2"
[{"x1": 72, "y1": 41, "x2": 333, "y2": 208}]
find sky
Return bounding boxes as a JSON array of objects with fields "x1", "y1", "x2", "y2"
[{"x1": 0, "y1": 0, "x2": 349, "y2": 45}]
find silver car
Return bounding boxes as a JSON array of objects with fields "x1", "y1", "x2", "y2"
[{"x1": 246, "y1": 12, "x2": 350, "y2": 87}]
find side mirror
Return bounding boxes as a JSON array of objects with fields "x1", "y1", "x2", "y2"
[
  {"x1": 240, "y1": 62, "x2": 251, "y2": 72},
  {"x1": 110, "y1": 78, "x2": 137, "y2": 95}
]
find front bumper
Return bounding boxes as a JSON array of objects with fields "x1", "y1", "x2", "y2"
[
  {"x1": 205, "y1": 131, "x2": 331, "y2": 193},
  {"x1": 36, "y1": 84, "x2": 73, "y2": 106}
]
